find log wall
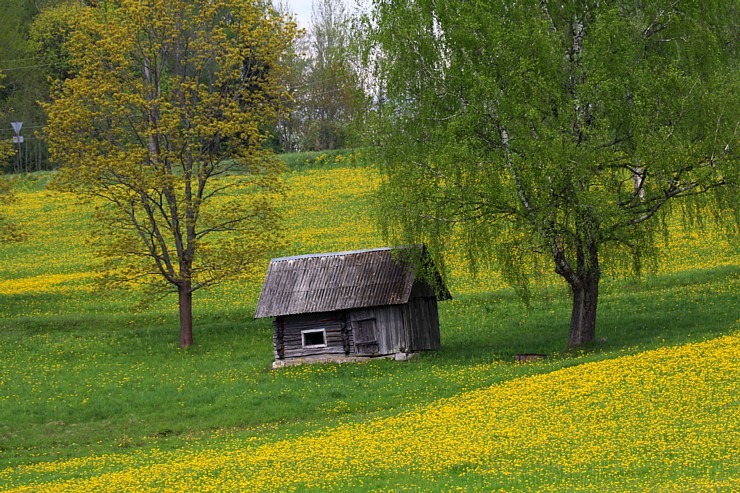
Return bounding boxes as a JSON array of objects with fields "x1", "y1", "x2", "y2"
[
  {"x1": 272, "y1": 287, "x2": 442, "y2": 362},
  {"x1": 274, "y1": 312, "x2": 353, "y2": 360}
]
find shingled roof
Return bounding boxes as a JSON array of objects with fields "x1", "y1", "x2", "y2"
[{"x1": 254, "y1": 247, "x2": 449, "y2": 319}]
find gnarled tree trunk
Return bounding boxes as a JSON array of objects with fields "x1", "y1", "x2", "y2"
[
  {"x1": 567, "y1": 271, "x2": 599, "y2": 347},
  {"x1": 553, "y1": 235, "x2": 601, "y2": 347}
]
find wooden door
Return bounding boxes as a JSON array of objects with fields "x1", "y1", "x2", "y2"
[{"x1": 353, "y1": 318, "x2": 379, "y2": 356}]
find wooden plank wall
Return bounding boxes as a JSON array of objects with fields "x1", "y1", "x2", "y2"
[
  {"x1": 273, "y1": 318, "x2": 283, "y2": 360},
  {"x1": 348, "y1": 306, "x2": 406, "y2": 355},
  {"x1": 403, "y1": 296, "x2": 441, "y2": 351}
]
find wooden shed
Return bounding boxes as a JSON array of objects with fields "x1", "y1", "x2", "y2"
[{"x1": 254, "y1": 247, "x2": 450, "y2": 368}]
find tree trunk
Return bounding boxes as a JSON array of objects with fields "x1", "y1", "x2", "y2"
[
  {"x1": 552, "y1": 236, "x2": 601, "y2": 347},
  {"x1": 568, "y1": 274, "x2": 599, "y2": 347},
  {"x1": 178, "y1": 282, "x2": 193, "y2": 348}
]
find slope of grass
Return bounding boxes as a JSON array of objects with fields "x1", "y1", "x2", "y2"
[
  {"x1": 0, "y1": 157, "x2": 738, "y2": 490},
  {"x1": 3, "y1": 263, "x2": 734, "y2": 469},
  {"x1": 2, "y1": 333, "x2": 737, "y2": 492}
]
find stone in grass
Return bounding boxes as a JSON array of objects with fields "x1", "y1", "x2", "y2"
[{"x1": 515, "y1": 353, "x2": 547, "y2": 363}]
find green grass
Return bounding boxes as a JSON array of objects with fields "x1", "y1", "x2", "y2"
[
  {"x1": 3, "y1": 330, "x2": 736, "y2": 491},
  {"x1": 0, "y1": 154, "x2": 738, "y2": 490},
  {"x1": 1, "y1": 265, "x2": 736, "y2": 469},
  {"x1": 277, "y1": 148, "x2": 364, "y2": 170}
]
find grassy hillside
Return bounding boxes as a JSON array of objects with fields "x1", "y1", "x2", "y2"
[
  {"x1": 2, "y1": 335, "x2": 738, "y2": 492},
  {"x1": 0, "y1": 156, "x2": 738, "y2": 490}
]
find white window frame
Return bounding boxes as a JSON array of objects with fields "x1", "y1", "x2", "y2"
[{"x1": 301, "y1": 328, "x2": 327, "y2": 348}]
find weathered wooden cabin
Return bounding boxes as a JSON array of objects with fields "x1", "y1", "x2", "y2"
[{"x1": 254, "y1": 247, "x2": 450, "y2": 368}]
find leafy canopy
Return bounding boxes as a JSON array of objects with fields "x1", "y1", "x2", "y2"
[
  {"x1": 363, "y1": 0, "x2": 737, "y2": 344},
  {"x1": 366, "y1": 0, "x2": 737, "y2": 289},
  {"x1": 44, "y1": 0, "x2": 297, "y2": 296}
]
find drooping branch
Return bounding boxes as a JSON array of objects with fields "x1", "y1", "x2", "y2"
[{"x1": 628, "y1": 179, "x2": 727, "y2": 226}]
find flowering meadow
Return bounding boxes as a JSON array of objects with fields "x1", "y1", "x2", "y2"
[
  {"x1": 1, "y1": 165, "x2": 735, "y2": 310},
  {"x1": 2, "y1": 334, "x2": 738, "y2": 492},
  {"x1": 0, "y1": 159, "x2": 738, "y2": 491}
]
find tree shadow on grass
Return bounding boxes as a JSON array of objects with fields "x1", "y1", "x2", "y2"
[{"x1": 439, "y1": 265, "x2": 738, "y2": 364}]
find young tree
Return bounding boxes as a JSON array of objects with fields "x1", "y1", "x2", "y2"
[
  {"x1": 0, "y1": 176, "x2": 20, "y2": 243},
  {"x1": 365, "y1": 0, "x2": 738, "y2": 346},
  {"x1": 45, "y1": 0, "x2": 297, "y2": 347}
]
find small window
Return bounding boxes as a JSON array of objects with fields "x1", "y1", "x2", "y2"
[{"x1": 301, "y1": 329, "x2": 327, "y2": 348}]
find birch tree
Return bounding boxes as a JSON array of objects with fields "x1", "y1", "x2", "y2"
[{"x1": 365, "y1": 0, "x2": 738, "y2": 346}]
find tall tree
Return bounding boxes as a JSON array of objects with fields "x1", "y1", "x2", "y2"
[
  {"x1": 29, "y1": 0, "x2": 83, "y2": 85},
  {"x1": 0, "y1": 74, "x2": 21, "y2": 242},
  {"x1": 302, "y1": 0, "x2": 364, "y2": 150},
  {"x1": 364, "y1": 0, "x2": 738, "y2": 346},
  {"x1": 0, "y1": 0, "x2": 66, "y2": 172},
  {"x1": 267, "y1": 0, "x2": 310, "y2": 152},
  {"x1": 45, "y1": 0, "x2": 297, "y2": 347}
]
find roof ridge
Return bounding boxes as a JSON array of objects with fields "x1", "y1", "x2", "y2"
[{"x1": 269, "y1": 247, "x2": 393, "y2": 263}]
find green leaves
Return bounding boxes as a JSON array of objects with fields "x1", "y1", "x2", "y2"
[
  {"x1": 43, "y1": 0, "x2": 297, "y2": 318},
  {"x1": 366, "y1": 0, "x2": 737, "y2": 342}
]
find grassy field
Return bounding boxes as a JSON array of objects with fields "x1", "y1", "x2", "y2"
[{"x1": 0, "y1": 155, "x2": 738, "y2": 491}]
